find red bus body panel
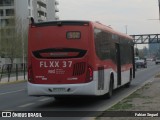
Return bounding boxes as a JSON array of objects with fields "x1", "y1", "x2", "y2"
[
  {"x1": 28, "y1": 21, "x2": 134, "y2": 96},
  {"x1": 28, "y1": 23, "x2": 93, "y2": 84}
]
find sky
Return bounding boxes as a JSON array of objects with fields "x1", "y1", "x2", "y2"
[{"x1": 58, "y1": 0, "x2": 160, "y2": 36}]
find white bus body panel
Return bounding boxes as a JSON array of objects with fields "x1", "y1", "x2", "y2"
[
  {"x1": 28, "y1": 80, "x2": 99, "y2": 96},
  {"x1": 28, "y1": 69, "x2": 130, "y2": 96}
]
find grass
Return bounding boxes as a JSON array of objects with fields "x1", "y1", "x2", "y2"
[
  {"x1": 142, "y1": 83, "x2": 151, "y2": 89},
  {"x1": 155, "y1": 73, "x2": 160, "y2": 78},
  {"x1": 108, "y1": 101, "x2": 133, "y2": 111},
  {"x1": 126, "y1": 92, "x2": 141, "y2": 99},
  {"x1": 107, "y1": 83, "x2": 152, "y2": 111},
  {"x1": 97, "y1": 76, "x2": 158, "y2": 118},
  {"x1": 107, "y1": 93, "x2": 140, "y2": 111},
  {"x1": 142, "y1": 101, "x2": 152, "y2": 104}
]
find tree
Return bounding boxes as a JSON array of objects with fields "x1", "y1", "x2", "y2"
[
  {"x1": 135, "y1": 48, "x2": 139, "y2": 56},
  {"x1": 143, "y1": 46, "x2": 148, "y2": 58},
  {"x1": 0, "y1": 17, "x2": 28, "y2": 64}
]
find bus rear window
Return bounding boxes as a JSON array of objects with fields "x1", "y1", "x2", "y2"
[{"x1": 67, "y1": 31, "x2": 81, "y2": 39}]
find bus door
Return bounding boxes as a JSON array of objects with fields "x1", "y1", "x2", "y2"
[
  {"x1": 131, "y1": 45, "x2": 135, "y2": 78},
  {"x1": 116, "y1": 43, "x2": 121, "y2": 86}
]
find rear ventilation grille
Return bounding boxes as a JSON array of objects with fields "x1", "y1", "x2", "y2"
[{"x1": 73, "y1": 62, "x2": 86, "y2": 76}]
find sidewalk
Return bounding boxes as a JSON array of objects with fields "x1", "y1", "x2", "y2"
[
  {"x1": 96, "y1": 74, "x2": 160, "y2": 120},
  {"x1": 0, "y1": 75, "x2": 27, "y2": 84}
]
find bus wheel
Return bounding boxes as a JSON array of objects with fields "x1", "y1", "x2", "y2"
[
  {"x1": 101, "y1": 78, "x2": 113, "y2": 99},
  {"x1": 107, "y1": 79, "x2": 113, "y2": 98}
]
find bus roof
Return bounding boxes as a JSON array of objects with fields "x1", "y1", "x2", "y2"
[
  {"x1": 31, "y1": 20, "x2": 90, "y2": 27},
  {"x1": 30, "y1": 20, "x2": 133, "y2": 40},
  {"x1": 91, "y1": 21, "x2": 133, "y2": 40}
]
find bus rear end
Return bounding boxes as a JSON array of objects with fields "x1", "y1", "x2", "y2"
[{"x1": 28, "y1": 21, "x2": 96, "y2": 96}]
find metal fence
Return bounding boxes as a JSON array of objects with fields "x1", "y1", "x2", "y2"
[{"x1": 0, "y1": 63, "x2": 27, "y2": 83}]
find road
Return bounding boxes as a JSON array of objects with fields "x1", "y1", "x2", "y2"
[{"x1": 0, "y1": 61, "x2": 160, "y2": 120}]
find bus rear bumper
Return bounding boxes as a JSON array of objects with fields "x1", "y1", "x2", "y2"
[{"x1": 27, "y1": 81, "x2": 99, "y2": 96}]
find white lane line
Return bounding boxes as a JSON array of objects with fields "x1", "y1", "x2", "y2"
[
  {"x1": 38, "y1": 98, "x2": 51, "y2": 102},
  {"x1": 3, "y1": 110, "x2": 13, "y2": 111},
  {"x1": 19, "y1": 103, "x2": 35, "y2": 108},
  {"x1": 0, "y1": 89, "x2": 25, "y2": 96}
]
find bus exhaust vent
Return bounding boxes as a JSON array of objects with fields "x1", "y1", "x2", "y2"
[{"x1": 73, "y1": 62, "x2": 86, "y2": 76}]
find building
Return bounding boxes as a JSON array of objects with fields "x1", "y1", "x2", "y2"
[
  {"x1": 32, "y1": 0, "x2": 59, "y2": 22},
  {"x1": 148, "y1": 39, "x2": 160, "y2": 58},
  {"x1": 0, "y1": 0, "x2": 59, "y2": 63},
  {"x1": 0, "y1": 0, "x2": 59, "y2": 39},
  {"x1": 47, "y1": 0, "x2": 59, "y2": 21},
  {"x1": 0, "y1": 0, "x2": 59, "y2": 27}
]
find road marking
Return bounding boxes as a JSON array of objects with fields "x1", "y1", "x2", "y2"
[
  {"x1": 38, "y1": 98, "x2": 51, "y2": 102},
  {"x1": 19, "y1": 103, "x2": 35, "y2": 108},
  {"x1": 3, "y1": 110, "x2": 13, "y2": 111},
  {"x1": 0, "y1": 89, "x2": 25, "y2": 96}
]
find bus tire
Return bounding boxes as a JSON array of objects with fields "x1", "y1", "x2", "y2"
[
  {"x1": 100, "y1": 77, "x2": 114, "y2": 99},
  {"x1": 125, "y1": 69, "x2": 132, "y2": 88},
  {"x1": 107, "y1": 78, "x2": 114, "y2": 98}
]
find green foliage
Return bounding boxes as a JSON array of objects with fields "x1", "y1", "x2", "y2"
[
  {"x1": 155, "y1": 73, "x2": 160, "y2": 78},
  {"x1": 108, "y1": 101, "x2": 133, "y2": 111},
  {"x1": 0, "y1": 17, "x2": 28, "y2": 63}
]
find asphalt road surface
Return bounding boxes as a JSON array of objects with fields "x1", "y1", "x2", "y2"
[{"x1": 0, "y1": 61, "x2": 160, "y2": 120}]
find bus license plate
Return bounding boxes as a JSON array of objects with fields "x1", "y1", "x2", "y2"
[{"x1": 52, "y1": 88, "x2": 66, "y2": 92}]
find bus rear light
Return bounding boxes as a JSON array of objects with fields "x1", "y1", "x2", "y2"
[
  {"x1": 40, "y1": 52, "x2": 79, "y2": 58},
  {"x1": 86, "y1": 65, "x2": 93, "y2": 83},
  {"x1": 33, "y1": 48, "x2": 87, "y2": 59}
]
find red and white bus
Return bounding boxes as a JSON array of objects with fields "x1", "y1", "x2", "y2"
[{"x1": 28, "y1": 20, "x2": 135, "y2": 98}]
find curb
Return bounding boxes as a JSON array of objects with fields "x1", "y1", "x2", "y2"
[
  {"x1": 91, "y1": 77, "x2": 156, "y2": 120},
  {"x1": 105, "y1": 77, "x2": 155, "y2": 110},
  {"x1": 0, "y1": 80, "x2": 27, "y2": 85}
]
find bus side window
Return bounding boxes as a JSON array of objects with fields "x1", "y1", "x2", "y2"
[
  {"x1": 120, "y1": 38, "x2": 132, "y2": 65},
  {"x1": 94, "y1": 29, "x2": 116, "y2": 61}
]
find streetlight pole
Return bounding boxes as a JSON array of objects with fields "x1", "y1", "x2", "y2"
[
  {"x1": 158, "y1": 0, "x2": 160, "y2": 21},
  {"x1": 21, "y1": 17, "x2": 29, "y2": 70},
  {"x1": 125, "y1": 25, "x2": 128, "y2": 34},
  {"x1": 21, "y1": 19, "x2": 24, "y2": 70},
  {"x1": 147, "y1": 0, "x2": 160, "y2": 21}
]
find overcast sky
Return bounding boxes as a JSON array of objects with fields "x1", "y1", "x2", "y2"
[{"x1": 58, "y1": 0, "x2": 160, "y2": 35}]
